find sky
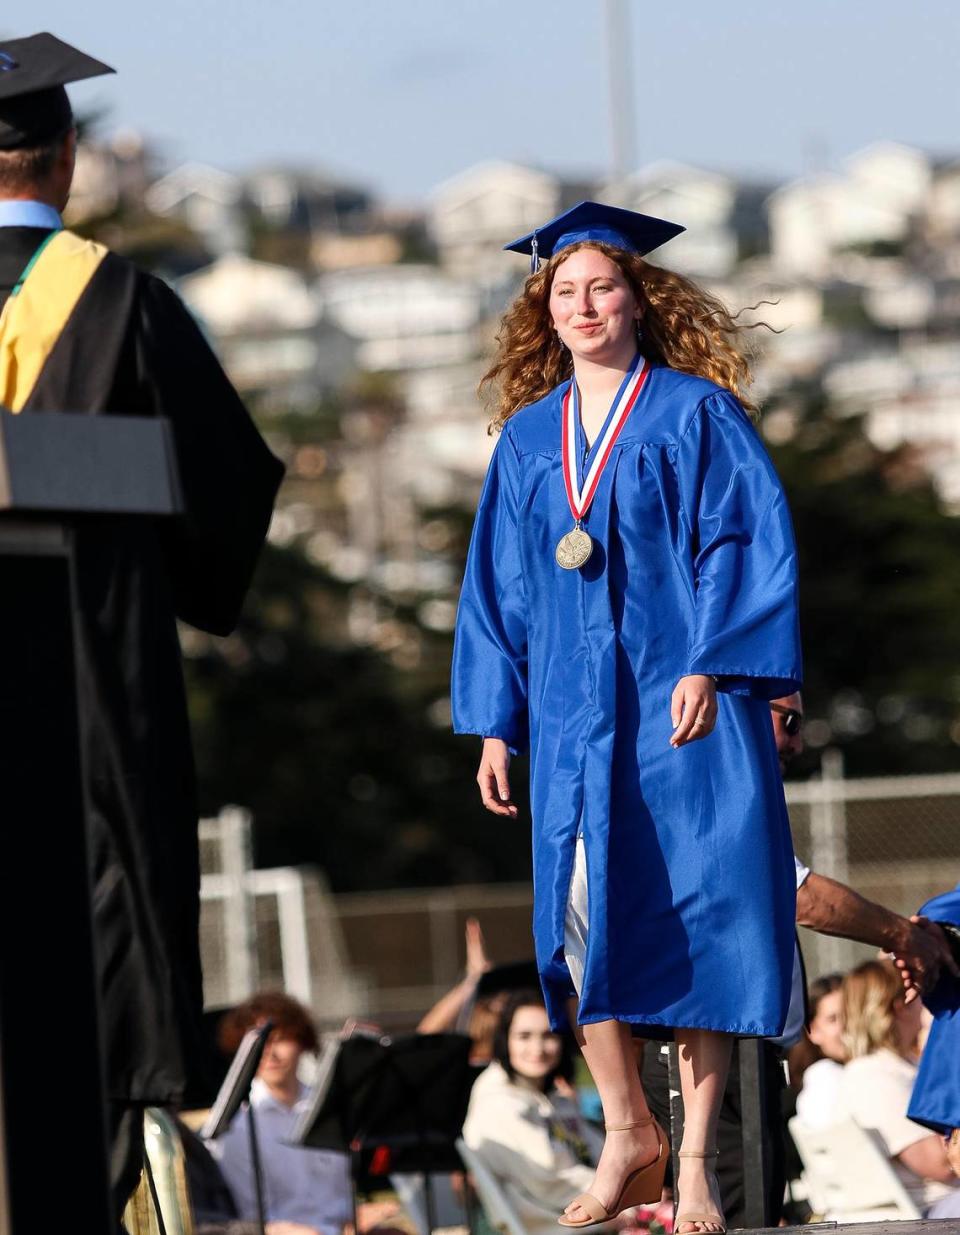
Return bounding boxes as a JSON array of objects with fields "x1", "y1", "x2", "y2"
[{"x1": 10, "y1": 1, "x2": 960, "y2": 203}]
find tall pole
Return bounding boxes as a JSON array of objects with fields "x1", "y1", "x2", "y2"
[{"x1": 605, "y1": 0, "x2": 637, "y2": 182}]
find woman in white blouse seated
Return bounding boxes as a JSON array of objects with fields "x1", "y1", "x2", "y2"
[
  {"x1": 837, "y1": 960, "x2": 960, "y2": 1218},
  {"x1": 463, "y1": 989, "x2": 619, "y2": 1235},
  {"x1": 795, "y1": 974, "x2": 845, "y2": 1128}
]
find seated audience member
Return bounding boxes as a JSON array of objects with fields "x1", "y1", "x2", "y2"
[
  {"x1": 794, "y1": 975, "x2": 845, "y2": 1128},
  {"x1": 838, "y1": 960, "x2": 960, "y2": 1218},
  {"x1": 416, "y1": 917, "x2": 519, "y2": 1067},
  {"x1": 462, "y1": 990, "x2": 614, "y2": 1235},
  {"x1": 418, "y1": 917, "x2": 492, "y2": 1038},
  {"x1": 179, "y1": 1117, "x2": 323, "y2": 1235},
  {"x1": 206, "y1": 992, "x2": 353, "y2": 1235}
]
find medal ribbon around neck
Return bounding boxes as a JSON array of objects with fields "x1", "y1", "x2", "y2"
[{"x1": 561, "y1": 356, "x2": 650, "y2": 526}]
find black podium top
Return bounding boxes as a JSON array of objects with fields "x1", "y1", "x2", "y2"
[{"x1": 0, "y1": 409, "x2": 182, "y2": 515}]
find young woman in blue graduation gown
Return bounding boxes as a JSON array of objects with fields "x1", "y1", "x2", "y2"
[{"x1": 452, "y1": 204, "x2": 802, "y2": 1234}]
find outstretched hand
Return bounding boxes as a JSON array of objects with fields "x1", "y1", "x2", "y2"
[
  {"x1": 670, "y1": 675, "x2": 718, "y2": 748},
  {"x1": 477, "y1": 737, "x2": 519, "y2": 817},
  {"x1": 464, "y1": 916, "x2": 493, "y2": 978},
  {"x1": 891, "y1": 915, "x2": 960, "y2": 1001}
]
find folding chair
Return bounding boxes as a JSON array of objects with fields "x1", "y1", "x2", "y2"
[
  {"x1": 456, "y1": 1137, "x2": 529, "y2": 1235},
  {"x1": 789, "y1": 1115, "x2": 922, "y2": 1223}
]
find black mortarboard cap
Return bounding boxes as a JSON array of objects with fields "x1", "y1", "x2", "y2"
[
  {"x1": 0, "y1": 33, "x2": 114, "y2": 151},
  {"x1": 473, "y1": 960, "x2": 541, "y2": 1001},
  {"x1": 505, "y1": 199, "x2": 685, "y2": 272}
]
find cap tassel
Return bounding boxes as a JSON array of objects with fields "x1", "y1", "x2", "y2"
[{"x1": 530, "y1": 233, "x2": 539, "y2": 274}]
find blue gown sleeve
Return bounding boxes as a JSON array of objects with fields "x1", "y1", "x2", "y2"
[
  {"x1": 451, "y1": 425, "x2": 529, "y2": 754},
  {"x1": 906, "y1": 883, "x2": 960, "y2": 1133},
  {"x1": 676, "y1": 390, "x2": 802, "y2": 698}
]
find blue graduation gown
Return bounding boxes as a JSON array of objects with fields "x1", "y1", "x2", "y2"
[
  {"x1": 908, "y1": 884, "x2": 960, "y2": 1134},
  {"x1": 452, "y1": 366, "x2": 801, "y2": 1035}
]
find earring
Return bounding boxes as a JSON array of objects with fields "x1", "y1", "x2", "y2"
[{"x1": 635, "y1": 320, "x2": 644, "y2": 343}]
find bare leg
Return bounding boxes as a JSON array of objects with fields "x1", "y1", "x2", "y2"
[
  {"x1": 563, "y1": 1019, "x2": 662, "y2": 1222},
  {"x1": 674, "y1": 1028, "x2": 733, "y2": 1234}
]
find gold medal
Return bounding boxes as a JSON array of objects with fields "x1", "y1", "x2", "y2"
[{"x1": 556, "y1": 526, "x2": 593, "y2": 570}]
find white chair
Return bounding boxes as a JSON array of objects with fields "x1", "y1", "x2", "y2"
[
  {"x1": 456, "y1": 1137, "x2": 529, "y2": 1235},
  {"x1": 390, "y1": 1171, "x2": 468, "y2": 1235},
  {"x1": 789, "y1": 1115, "x2": 922, "y2": 1223}
]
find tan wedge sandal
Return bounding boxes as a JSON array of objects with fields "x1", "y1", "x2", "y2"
[
  {"x1": 557, "y1": 1114, "x2": 668, "y2": 1229},
  {"x1": 674, "y1": 1149, "x2": 726, "y2": 1234}
]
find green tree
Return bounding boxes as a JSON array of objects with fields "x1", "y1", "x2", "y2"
[
  {"x1": 184, "y1": 544, "x2": 531, "y2": 891},
  {"x1": 768, "y1": 391, "x2": 960, "y2": 777}
]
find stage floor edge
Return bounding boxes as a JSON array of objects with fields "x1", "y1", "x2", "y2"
[{"x1": 734, "y1": 1220, "x2": 958, "y2": 1234}]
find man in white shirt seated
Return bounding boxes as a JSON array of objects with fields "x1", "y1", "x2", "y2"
[{"x1": 206, "y1": 992, "x2": 354, "y2": 1235}]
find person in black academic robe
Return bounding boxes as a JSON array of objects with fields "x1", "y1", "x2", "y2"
[
  {"x1": 0, "y1": 223, "x2": 285, "y2": 1196},
  {"x1": 0, "y1": 33, "x2": 285, "y2": 1219}
]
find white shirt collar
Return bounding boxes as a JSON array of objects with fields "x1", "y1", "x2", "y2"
[{"x1": 249, "y1": 1076, "x2": 310, "y2": 1113}]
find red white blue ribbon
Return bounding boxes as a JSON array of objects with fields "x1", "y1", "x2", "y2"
[{"x1": 561, "y1": 359, "x2": 649, "y2": 523}]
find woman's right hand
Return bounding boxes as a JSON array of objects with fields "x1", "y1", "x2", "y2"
[{"x1": 477, "y1": 738, "x2": 518, "y2": 817}]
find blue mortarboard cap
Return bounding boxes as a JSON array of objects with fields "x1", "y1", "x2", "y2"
[{"x1": 504, "y1": 200, "x2": 685, "y2": 273}]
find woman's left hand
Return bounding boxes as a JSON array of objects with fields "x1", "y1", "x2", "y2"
[{"x1": 670, "y1": 675, "x2": 717, "y2": 748}]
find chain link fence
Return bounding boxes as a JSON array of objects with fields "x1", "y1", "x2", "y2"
[
  {"x1": 785, "y1": 756, "x2": 960, "y2": 981},
  {"x1": 198, "y1": 765, "x2": 960, "y2": 1031}
]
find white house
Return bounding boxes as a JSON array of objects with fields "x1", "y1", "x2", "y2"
[
  {"x1": 179, "y1": 253, "x2": 319, "y2": 334},
  {"x1": 823, "y1": 339, "x2": 960, "y2": 507},
  {"x1": 178, "y1": 254, "x2": 355, "y2": 406},
  {"x1": 845, "y1": 143, "x2": 931, "y2": 218},
  {"x1": 245, "y1": 166, "x2": 372, "y2": 234},
  {"x1": 768, "y1": 143, "x2": 931, "y2": 277},
  {"x1": 863, "y1": 274, "x2": 936, "y2": 330},
  {"x1": 397, "y1": 361, "x2": 494, "y2": 503},
  {"x1": 320, "y1": 265, "x2": 482, "y2": 371},
  {"x1": 603, "y1": 161, "x2": 741, "y2": 278},
  {"x1": 146, "y1": 162, "x2": 246, "y2": 256},
  {"x1": 428, "y1": 161, "x2": 562, "y2": 280}
]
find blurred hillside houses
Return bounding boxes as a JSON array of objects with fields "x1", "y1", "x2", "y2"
[
  {"x1": 768, "y1": 143, "x2": 931, "y2": 276},
  {"x1": 145, "y1": 162, "x2": 247, "y2": 256},
  {"x1": 178, "y1": 254, "x2": 357, "y2": 410},
  {"x1": 428, "y1": 159, "x2": 593, "y2": 286},
  {"x1": 320, "y1": 264, "x2": 484, "y2": 371},
  {"x1": 81, "y1": 134, "x2": 960, "y2": 631},
  {"x1": 603, "y1": 160, "x2": 773, "y2": 278}
]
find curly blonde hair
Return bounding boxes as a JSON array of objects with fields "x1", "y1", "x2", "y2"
[{"x1": 480, "y1": 241, "x2": 759, "y2": 433}]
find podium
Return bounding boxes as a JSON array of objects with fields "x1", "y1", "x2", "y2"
[{"x1": 0, "y1": 410, "x2": 182, "y2": 1232}]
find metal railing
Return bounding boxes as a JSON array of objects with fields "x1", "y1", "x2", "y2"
[{"x1": 198, "y1": 763, "x2": 960, "y2": 1027}]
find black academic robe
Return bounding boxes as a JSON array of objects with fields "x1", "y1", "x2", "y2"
[{"x1": 0, "y1": 226, "x2": 284, "y2": 1104}]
